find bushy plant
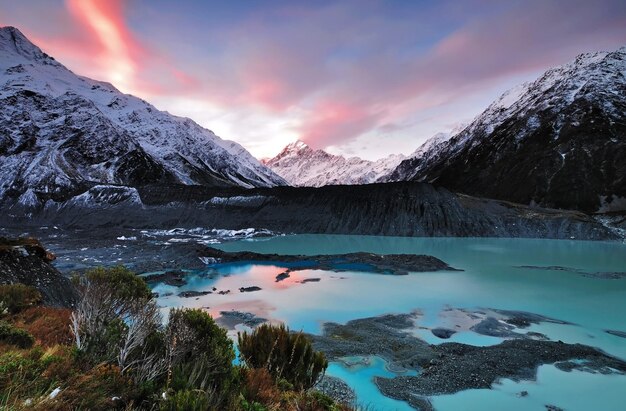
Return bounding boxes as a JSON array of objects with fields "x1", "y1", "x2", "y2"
[
  {"x1": 238, "y1": 324, "x2": 328, "y2": 391},
  {"x1": 279, "y1": 390, "x2": 347, "y2": 411},
  {"x1": 240, "y1": 367, "x2": 281, "y2": 406},
  {"x1": 0, "y1": 347, "x2": 69, "y2": 406},
  {"x1": 166, "y1": 308, "x2": 238, "y2": 409},
  {"x1": 82, "y1": 266, "x2": 152, "y2": 301},
  {"x1": 0, "y1": 321, "x2": 35, "y2": 348},
  {"x1": 70, "y1": 266, "x2": 162, "y2": 373},
  {"x1": 0, "y1": 284, "x2": 42, "y2": 315},
  {"x1": 45, "y1": 363, "x2": 132, "y2": 411},
  {"x1": 159, "y1": 389, "x2": 211, "y2": 411}
]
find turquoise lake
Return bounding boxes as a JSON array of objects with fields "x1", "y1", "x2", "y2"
[{"x1": 151, "y1": 235, "x2": 626, "y2": 411}]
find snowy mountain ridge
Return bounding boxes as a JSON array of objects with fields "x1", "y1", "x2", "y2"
[
  {"x1": 263, "y1": 140, "x2": 405, "y2": 187},
  {"x1": 383, "y1": 46, "x2": 626, "y2": 212},
  {"x1": 0, "y1": 26, "x2": 286, "y2": 208}
]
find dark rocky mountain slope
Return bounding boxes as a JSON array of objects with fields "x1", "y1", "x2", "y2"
[
  {"x1": 0, "y1": 182, "x2": 618, "y2": 241},
  {"x1": 385, "y1": 47, "x2": 626, "y2": 213}
]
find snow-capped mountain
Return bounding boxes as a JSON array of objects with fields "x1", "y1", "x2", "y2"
[
  {"x1": 0, "y1": 26, "x2": 286, "y2": 208},
  {"x1": 262, "y1": 140, "x2": 405, "y2": 187},
  {"x1": 384, "y1": 47, "x2": 626, "y2": 213}
]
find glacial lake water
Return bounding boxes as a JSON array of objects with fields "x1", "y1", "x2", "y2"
[{"x1": 149, "y1": 234, "x2": 626, "y2": 411}]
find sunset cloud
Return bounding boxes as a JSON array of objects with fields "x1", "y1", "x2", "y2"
[
  {"x1": 65, "y1": 0, "x2": 140, "y2": 92},
  {"x1": 1, "y1": 0, "x2": 624, "y2": 159}
]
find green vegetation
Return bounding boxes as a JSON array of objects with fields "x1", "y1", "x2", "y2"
[
  {"x1": 0, "y1": 267, "x2": 352, "y2": 411},
  {"x1": 239, "y1": 323, "x2": 329, "y2": 390},
  {"x1": 0, "y1": 284, "x2": 42, "y2": 315},
  {"x1": 0, "y1": 321, "x2": 34, "y2": 348}
]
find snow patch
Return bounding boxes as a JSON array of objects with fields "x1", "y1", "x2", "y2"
[{"x1": 207, "y1": 195, "x2": 268, "y2": 207}]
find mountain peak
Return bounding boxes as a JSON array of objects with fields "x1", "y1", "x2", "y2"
[
  {"x1": 0, "y1": 25, "x2": 58, "y2": 65},
  {"x1": 265, "y1": 140, "x2": 406, "y2": 187},
  {"x1": 285, "y1": 140, "x2": 310, "y2": 151}
]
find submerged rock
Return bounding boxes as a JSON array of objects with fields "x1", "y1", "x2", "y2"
[
  {"x1": 217, "y1": 310, "x2": 267, "y2": 329},
  {"x1": 376, "y1": 339, "x2": 626, "y2": 406},
  {"x1": 470, "y1": 317, "x2": 519, "y2": 338},
  {"x1": 239, "y1": 286, "x2": 262, "y2": 293},
  {"x1": 516, "y1": 265, "x2": 626, "y2": 280},
  {"x1": 178, "y1": 290, "x2": 211, "y2": 298},
  {"x1": 606, "y1": 330, "x2": 626, "y2": 339},
  {"x1": 431, "y1": 328, "x2": 456, "y2": 339},
  {"x1": 275, "y1": 271, "x2": 290, "y2": 282}
]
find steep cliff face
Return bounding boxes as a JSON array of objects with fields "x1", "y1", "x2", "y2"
[
  {"x1": 385, "y1": 48, "x2": 626, "y2": 213},
  {"x1": 0, "y1": 237, "x2": 77, "y2": 307},
  {"x1": 0, "y1": 26, "x2": 286, "y2": 210},
  {"x1": 1, "y1": 183, "x2": 617, "y2": 241}
]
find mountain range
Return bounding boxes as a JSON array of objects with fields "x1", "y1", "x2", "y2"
[
  {"x1": 0, "y1": 26, "x2": 623, "y2": 239},
  {"x1": 383, "y1": 48, "x2": 626, "y2": 213},
  {"x1": 262, "y1": 140, "x2": 405, "y2": 187},
  {"x1": 266, "y1": 47, "x2": 626, "y2": 214},
  {"x1": 0, "y1": 26, "x2": 285, "y2": 210}
]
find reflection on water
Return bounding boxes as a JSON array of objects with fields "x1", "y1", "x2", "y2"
[{"x1": 152, "y1": 235, "x2": 626, "y2": 411}]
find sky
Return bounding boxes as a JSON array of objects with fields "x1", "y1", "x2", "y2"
[{"x1": 1, "y1": 1, "x2": 625, "y2": 160}]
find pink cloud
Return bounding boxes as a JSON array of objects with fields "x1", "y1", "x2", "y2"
[
  {"x1": 2, "y1": 0, "x2": 624, "y2": 156},
  {"x1": 299, "y1": 100, "x2": 386, "y2": 148}
]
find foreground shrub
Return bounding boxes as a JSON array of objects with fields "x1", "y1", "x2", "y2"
[
  {"x1": 82, "y1": 266, "x2": 152, "y2": 301},
  {"x1": 167, "y1": 308, "x2": 238, "y2": 409},
  {"x1": 279, "y1": 390, "x2": 347, "y2": 411},
  {"x1": 44, "y1": 363, "x2": 132, "y2": 411},
  {"x1": 240, "y1": 367, "x2": 281, "y2": 406},
  {"x1": 0, "y1": 347, "x2": 70, "y2": 406},
  {"x1": 0, "y1": 320, "x2": 35, "y2": 348},
  {"x1": 238, "y1": 324, "x2": 328, "y2": 391},
  {"x1": 70, "y1": 266, "x2": 162, "y2": 375},
  {"x1": 0, "y1": 284, "x2": 42, "y2": 315},
  {"x1": 159, "y1": 389, "x2": 210, "y2": 411}
]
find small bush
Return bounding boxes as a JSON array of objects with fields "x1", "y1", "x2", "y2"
[
  {"x1": 238, "y1": 324, "x2": 328, "y2": 391},
  {"x1": 0, "y1": 321, "x2": 35, "y2": 348},
  {"x1": 0, "y1": 347, "x2": 69, "y2": 406},
  {"x1": 241, "y1": 367, "x2": 281, "y2": 406},
  {"x1": 47, "y1": 363, "x2": 132, "y2": 411},
  {"x1": 160, "y1": 389, "x2": 210, "y2": 411},
  {"x1": 70, "y1": 266, "x2": 160, "y2": 369},
  {"x1": 0, "y1": 284, "x2": 42, "y2": 315},
  {"x1": 239, "y1": 396, "x2": 269, "y2": 411},
  {"x1": 167, "y1": 308, "x2": 238, "y2": 409},
  {"x1": 83, "y1": 265, "x2": 152, "y2": 301},
  {"x1": 279, "y1": 390, "x2": 347, "y2": 411}
]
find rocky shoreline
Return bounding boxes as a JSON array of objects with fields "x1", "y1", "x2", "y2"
[
  {"x1": 199, "y1": 246, "x2": 461, "y2": 275},
  {"x1": 314, "y1": 376, "x2": 356, "y2": 406},
  {"x1": 307, "y1": 311, "x2": 626, "y2": 410}
]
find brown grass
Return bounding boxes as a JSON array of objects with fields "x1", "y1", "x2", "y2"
[{"x1": 9, "y1": 307, "x2": 73, "y2": 347}]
